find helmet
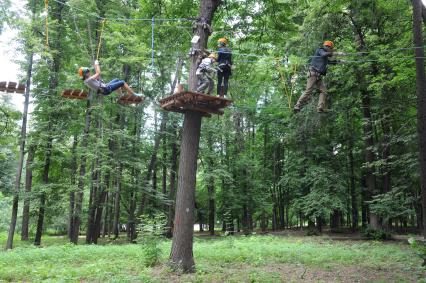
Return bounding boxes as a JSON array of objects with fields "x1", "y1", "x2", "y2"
[
  {"x1": 208, "y1": 53, "x2": 218, "y2": 60},
  {"x1": 218, "y1": 37, "x2": 228, "y2": 45},
  {"x1": 323, "y1": 40, "x2": 334, "y2": 48},
  {"x1": 78, "y1": 67, "x2": 90, "y2": 77}
]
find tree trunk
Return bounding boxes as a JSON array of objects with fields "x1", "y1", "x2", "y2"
[
  {"x1": 413, "y1": 0, "x2": 426, "y2": 238},
  {"x1": 113, "y1": 113, "x2": 125, "y2": 239},
  {"x1": 166, "y1": 120, "x2": 179, "y2": 238},
  {"x1": 169, "y1": 3, "x2": 222, "y2": 266},
  {"x1": 70, "y1": 96, "x2": 92, "y2": 244},
  {"x1": 6, "y1": 6, "x2": 35, "y2": 248},
  {"x1": 21, "y1": 145, "x2": 36, "y2": 241},
  {"x1": 34, "y1": 136, "x2": 53, "y2": 246},
  {"x1": 68, "y1": 134, "x2": 78, "y2": 241},
  {"x1": 170, "y1": 111, "x2": 202, "y2": 272},
  {"x1": 206, "y1": 134, "x2": 215, "y2": 236}
]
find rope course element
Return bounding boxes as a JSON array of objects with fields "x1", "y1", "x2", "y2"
[
  {"x1": 51, "y1": 0, "x2": 192, "y2": 22},
  {"x1": 96, "y1": 19, "x2": 106, "y2": 60}
]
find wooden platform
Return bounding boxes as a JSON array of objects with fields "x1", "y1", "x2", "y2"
[
  {"x1": 61, "y1": 89, "x2": 88, "y2": 100},
  {"x1": 117, "y1": 94, "x2": 144, "y2": 105},
  {"x1": 0, "y1": 81, "x2": 26, "y2": 94},
  {"x1": 159, "y1": 91, "x2": 232, "y2": 117}
]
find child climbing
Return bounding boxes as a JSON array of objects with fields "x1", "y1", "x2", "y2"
[
  {"x1": 216, "y1": 37, "x2": 232, "y2": 97},
  {"x1": 78, "y1": 60, "x2": 143, "y2": 99},
  {"x1": 293, "y1": 40, "x2": 345, "y2": 113},
  {"x1": 196, "y1": 53, "x2": 218, "y2": 95}
]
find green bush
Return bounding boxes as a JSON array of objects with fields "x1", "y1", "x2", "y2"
[
  {"x1": 409, "y1": 238, "x2": 426, "y2": 266},
  {"x1": 137, "y1": 212, "x2": 168, "y2": 267},
  {"x1": 361, "y1": 226, "x2": 392, "y2": 240}
]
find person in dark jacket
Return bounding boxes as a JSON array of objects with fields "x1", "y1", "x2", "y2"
[
  {"x1": 216, "y1": 37, "x2": 232, "y2": 97},
  {"x1": 293, "y1": 41, "x2": 345, "y2": 113}
]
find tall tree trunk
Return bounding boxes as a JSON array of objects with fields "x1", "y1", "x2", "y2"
[
  {"x1": 206, "y1": 134, "x2": 215, "y2": 236},
  {"x1": 113, "y1": 113, "x2": 125, "y2": 239},
  {"x1": 70, "y1": 96, "x2": 92, "y2": 244},
  {"x1": 21, "y1": 145, "x2": 36, "y2": 241},
  {"x1": 34, "y1": 136, "x2": 53, "y2": 246},
  {"x1": 413, "y1": 0, "x2": 426, "y2": 238},
  {"x1": 6, "y1": 2, "x2": 35, "y2": 249},
  {"x1": 170, "y1": 111, "x2": 202, "y2": 272},
  {"x1": 166, "y1": 120, "x2": 179, "y2": 238},
  {"x1": 68, "y1": 134, "x2": 78, "y2": 241},
  {"x1": 350, "y1": 13, "x2": 379, "y2": 229}
]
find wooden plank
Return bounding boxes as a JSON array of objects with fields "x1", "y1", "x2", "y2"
[
  {"x1": 0, "y1": 82, "x2": 7, "y2": 92},
  {"x1": 61, "y1": 89, "x2": 88, "y2": 100},
  {"x1": 6, "y1": 82, "x2": 17, "y2": 93},
  {"x1": 16, "y1": 84, "x2": 25, "y2": 94},
  {"x1": 162, "y1": 100, "x2": 184, "y2": 110}
]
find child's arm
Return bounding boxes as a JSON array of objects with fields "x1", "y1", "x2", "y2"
[{"x1": 88, "y1": 60, "x2": 101, "y2": 80}]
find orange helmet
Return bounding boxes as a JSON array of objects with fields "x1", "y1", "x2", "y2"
[
  {"x1": 323, "y1": 40, "x2": 334, "y2": 48},
  {"x1": 78, "y1": 67, "x2": 90, "y2": 77},
  {"x1": 218, "y1": 37, "x2": 228, "y2": 45}
]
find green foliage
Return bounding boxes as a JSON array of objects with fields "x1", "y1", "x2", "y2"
[
  {"x1": 137, "y1": 212, "x2": 168, "y2": 267},
  {"x1": 409, "y1": 238, "x2": 426, "y2": 267},
  {"x1": 0, "y1": 235, "x2": 423, "y2": 282},
  {"x1": 361, "y1": 226, "x2": 392, "y2": 241}
]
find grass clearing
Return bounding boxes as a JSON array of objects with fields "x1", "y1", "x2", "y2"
[{"x1": 0, "y1": 233, "x2": 424, "y2": 282}]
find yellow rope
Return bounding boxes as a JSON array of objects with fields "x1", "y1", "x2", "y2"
[
  {"x1": 96, "y1": 19, "x2": 106, "y2": 60},
  {"x1": 275, "y1": 58, "x2": 291, "y2": 110},
  {"x1": 45, "y1": 0, "x2": 49, "y2": 47}
]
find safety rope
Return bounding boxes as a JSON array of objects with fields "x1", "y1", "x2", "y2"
[
  {"x1": 44, "y1": 0, "x2": 49, "y2": 48},
  {"x1": 96, "y1": 19, "x2": 106, "y2": 60},
  {"x1": 275, "y1": 58, "x2": 292, "y2": 109}
]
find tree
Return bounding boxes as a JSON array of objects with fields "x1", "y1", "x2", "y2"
[
  {"x1": 412, "y1": 0, "x2": 426, "y2": 238},
  {"x1": 169, "y1": 0, "x2": 222, "y2": 272}
]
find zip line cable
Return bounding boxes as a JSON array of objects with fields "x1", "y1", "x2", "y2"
[{"x1": 51, "y1": 0, "x2": 191, "y2": 22}]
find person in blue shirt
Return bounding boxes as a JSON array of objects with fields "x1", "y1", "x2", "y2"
[
  {"x1": 216, "y1": 37, "x2": 232, "y2": 97},
  {"x1": 293, "y1": 41, "x2": 345, "y2": 113}
]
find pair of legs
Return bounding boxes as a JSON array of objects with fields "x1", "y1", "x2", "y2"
[
  {"x1": 217, "y1": 66, "x2": 231, "y2": 97},
  {"x1": 294, "y1": 70, "x2": 327, "y2": 112},
  {"x1": 197, "y1": 73, "x2": 214, "y2": 94},
  {"x1": 104, "y1": 78, "x2": 136, "y2": 96}
]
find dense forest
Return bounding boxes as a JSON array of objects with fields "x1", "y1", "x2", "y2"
[{"x1": 2, "y1": 0, "x2": 426, "y2": 280}]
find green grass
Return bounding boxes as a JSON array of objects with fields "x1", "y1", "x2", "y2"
[{"x1": 0, "y1": 233, "x2": 424, "y2": 282}]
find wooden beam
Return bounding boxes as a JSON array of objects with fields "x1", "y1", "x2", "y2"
[
  {"x1": 6, "y1": 82, "x2": 17, "y2": 93},
  {"x1": 16, "y1": 84, "x2": 26, "y2": 94},
  {"x1": 0, "y1": 82, "x2": 7, "y2": 92}
]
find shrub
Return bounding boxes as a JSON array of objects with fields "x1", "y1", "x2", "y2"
[
  {"x1": 137, "y1": 212, "x2": 168, "y2": 267},
  {"x1": 361, "y1": 226, "x2": 392, "y2": 240},
  {"x1": 409, "y1": 238, "x2": 426, "y2": 266}
]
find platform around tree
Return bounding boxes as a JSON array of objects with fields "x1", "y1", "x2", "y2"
[{"x1": 159, "y1": 91, "x2": 233, "y2": 117}]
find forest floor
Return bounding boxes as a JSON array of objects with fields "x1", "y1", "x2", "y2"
[{"x1": 0, "y1": 231, "x2": 425, "y2": 282}]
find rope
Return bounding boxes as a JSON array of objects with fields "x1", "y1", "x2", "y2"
[
  {"x1": 275, "y1": 58, "x2": 292, "y2": 109},
  {"x1": 73, "y1": 13, "x2": 92, "y2": 61},
  {"x1": 44, "y1": 0, "x2": 49, "y2": 48},
  {"x1": 50, "y1": 0, "x2": 191, "y2": 22},
  {"x1": 96, "y1": 19, "x2": 106, "y2": 60}
]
